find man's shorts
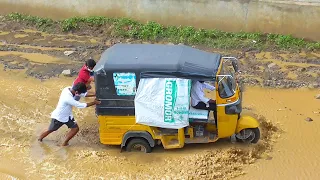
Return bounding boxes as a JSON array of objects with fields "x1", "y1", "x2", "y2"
[{"x1": 48, "y1": 118, "x2": 78, "y2": 131}]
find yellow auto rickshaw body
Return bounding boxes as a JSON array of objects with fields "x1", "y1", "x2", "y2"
[{"x1": 94, "y1": 44, "x2": 260, "y2": 152}]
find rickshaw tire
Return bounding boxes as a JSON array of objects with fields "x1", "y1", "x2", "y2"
[
  {"x1": 236, "y1": 128, "x2": 260, "y2": 144},
  {"x1": 251, "y1": 128, "x2": 260, "y2": 144},
  {"x1": 126, "y1": 138, "x2": 152, "y2": 153}
]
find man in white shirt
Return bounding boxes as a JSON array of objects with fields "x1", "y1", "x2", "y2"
[
  {"x1": 191, "y1": 80, "x2": 217, "y2": 122},
  {"x1": 38, "y1": 82, "x2": 101, "y2": 146}
]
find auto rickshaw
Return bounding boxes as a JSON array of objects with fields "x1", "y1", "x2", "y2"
[{"x1": 93, "y1": 44, "x2": 260, "y2": 153}]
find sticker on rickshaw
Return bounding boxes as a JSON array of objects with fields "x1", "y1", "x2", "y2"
[{"x1": 113, "y1": 72, "x2": 136, "y2": 96}]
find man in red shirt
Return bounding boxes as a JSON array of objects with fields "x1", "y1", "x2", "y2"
[{"x1": 72, "y1": 59, "x2": 96, "y2": 101}]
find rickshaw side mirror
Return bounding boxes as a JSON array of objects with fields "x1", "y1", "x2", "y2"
[{"x1": 232, "y1": 61, "x2": 239, "y2": 72}]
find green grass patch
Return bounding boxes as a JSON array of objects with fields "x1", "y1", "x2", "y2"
[{"x1": 4, "y1": 12, "x2": 320, "y2": 50}]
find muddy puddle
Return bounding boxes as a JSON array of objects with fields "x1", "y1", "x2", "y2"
[
  {"x1": 4, "y1": 44, "x2": 71, "y2": 51},
  {"x1": 0, "y1": 64, "x2": 319, "y2": 179},
  {"x1": 236, "y1": 87, "x2": 320, "y2": 179},
  {"x1": 0, "y1": 24, "x2": 319, "y2": 179},
  {"x1": 0, "y1": 51, "x2": 73, "y2": 64}
]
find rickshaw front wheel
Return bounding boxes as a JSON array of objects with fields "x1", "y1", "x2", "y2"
[
  {"x1": 126, "y1": 138, "x2": 152, "y2": 153},
  {"x1": 235, "y1": 128, "x2": 260, "y2": 144}
]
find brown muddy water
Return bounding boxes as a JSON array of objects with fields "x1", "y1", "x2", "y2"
[
  {"x1": 0, "y1": 26, "x2": 319, "y2": 179},
  {"x1": 0, "y1": 67, "x2": 318, "y2": 179}
]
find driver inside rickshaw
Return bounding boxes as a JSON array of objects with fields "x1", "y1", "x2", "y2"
[{"x1": 190, "y1": 80, "x2": 217, "y2": 122}]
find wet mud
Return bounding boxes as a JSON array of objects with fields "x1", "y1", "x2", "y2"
[
  {"x1": 0, "y1": 22, "x2": 319, "y2": 88},
  {"x1": 0, "y1": 68, "x2": 281, "y2": 179},
  {"x1": 0, "y1": 19, "x2": 319, "y2": 179}
]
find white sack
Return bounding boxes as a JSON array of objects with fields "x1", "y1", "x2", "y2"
[{"x1": 135, "y1": 78, "x2": 191, "y2": 129}]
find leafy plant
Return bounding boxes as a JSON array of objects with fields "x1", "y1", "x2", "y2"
[
  {"x1": 4, "y1": 13, "x2": 319, "y2": 51},
  {"x1": 138, "y1": 21, "x2": 164, "y2": 40}
]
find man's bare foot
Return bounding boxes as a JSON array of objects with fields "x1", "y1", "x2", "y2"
[
  {"x1": 61, "y1": 142, "x2": 69, "y2": 146},
  {"x1": 38, "y1": 139, "x2": 43, "y2": 142}
]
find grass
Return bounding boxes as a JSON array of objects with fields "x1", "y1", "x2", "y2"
[{"x1": 4, "y1": 12, "x2": 320, "y2": 50}]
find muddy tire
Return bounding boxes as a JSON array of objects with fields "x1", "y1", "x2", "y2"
[
  {"x1": 126, "y1": 138, "x2": 152, "y2": 153},
  {"x1": 235, "y1": 128, "x2": 260, "y2": 144}
]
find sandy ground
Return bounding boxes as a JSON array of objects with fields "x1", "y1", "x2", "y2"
[{"x1": 0, "y1": 23, "x2": 319, "y2": 179}]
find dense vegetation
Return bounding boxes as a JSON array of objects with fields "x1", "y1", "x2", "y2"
[{"x1": 5, "y1": 13, "x2": 320, "y2": 50}]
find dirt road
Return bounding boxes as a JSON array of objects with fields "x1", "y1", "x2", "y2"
[{"x1": 0, "y1": 23, "x2": 319, "y2": 179}]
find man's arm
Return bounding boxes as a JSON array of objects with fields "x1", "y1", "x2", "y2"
[
  {"x1": 194, "y1": 83, "x2": 211, "y2": 103},
  {"x1": 203, "y1": 82, "x2": 216, "y2": 91},
  {"x1": 85, "y1": 91, "x2": 96, "y2": 97},
  {"x1": 203, "y1": 83, "x2": 216, "y2": 103},
  {"x1": 68, "y1": 97, "x2": 100, "y2": 108},
  {"x1": 88, "y1": 76, "x2": 95, "y2": 83},
  {"x1": 86, "y1": 99, "x2": 100, "y2": 107}
]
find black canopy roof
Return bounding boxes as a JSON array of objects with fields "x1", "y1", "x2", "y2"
[{"x1": 94, "y1": 44, "x2": 221, "y2": 79}]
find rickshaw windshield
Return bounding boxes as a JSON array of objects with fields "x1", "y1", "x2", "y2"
[{"x1": 217, "y1": 62, "x2": 236, "y2": 98}]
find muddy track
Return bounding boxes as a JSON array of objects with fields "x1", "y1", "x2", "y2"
[
  {"x1": 0, "y1": 19, "x2": 319, "y2": 88},
  {"x1": 0, "y1": 19, "x2": 320, "y2": 179},
  {"x1": 0, "y1": 65, "x2": 283, "y2": 179}
]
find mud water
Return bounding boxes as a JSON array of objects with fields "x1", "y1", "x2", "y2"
[{"x1": 0, "y1": 22, "x2": 319, "y2": 179}]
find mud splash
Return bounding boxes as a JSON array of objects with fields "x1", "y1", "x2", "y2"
[{"x1": 171, "y1": 116, "x2": 278, "y2": 179}]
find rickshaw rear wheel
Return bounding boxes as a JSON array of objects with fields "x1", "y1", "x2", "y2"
[
  {"x1": 126, "y1": 138, "x2": 152, "y2": 153},
  {"x1": 235, "y1": 128, "x2": 260, "y2": 144}
]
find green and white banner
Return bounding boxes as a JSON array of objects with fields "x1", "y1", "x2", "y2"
[{"x1": 135, "y1": 78, "x2": 191, "y2": 129}]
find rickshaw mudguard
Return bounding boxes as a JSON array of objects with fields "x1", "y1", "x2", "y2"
[
  {"x1": 121, "y1": 131, "x2": 155, "y2": 148},
  {"x1": 235, "y1": 115, "x2": 259, "y2": 133}
]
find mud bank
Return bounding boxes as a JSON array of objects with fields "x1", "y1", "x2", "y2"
[
  {"x1": 1, "y1": 0, "x2": 320, "y2": 40},
  {"x1": 0, "y1": 23, "x2": 319, "y2": 88}
]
